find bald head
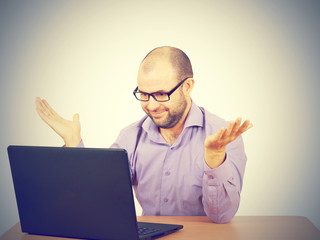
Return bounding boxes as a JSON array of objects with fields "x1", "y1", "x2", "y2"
[{"x1": 140, "y1": 46, "x2": 193, "y2": 83}]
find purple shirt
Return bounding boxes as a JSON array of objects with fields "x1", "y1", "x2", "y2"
[{"x1": 110, "y1": 101, "x2": 247, "y2": 223}]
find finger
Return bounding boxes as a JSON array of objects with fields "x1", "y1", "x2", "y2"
[
  {"x1": 73, "y1": 113, "x2": 80, "y2": 122},
  {"x1": 205, "y1": 127, "x2": 225, "y2": 148},
  {"x1": 221, "y1": 120, "x2": 235, "y2": 140},
  {"x1": 42, "y1": 99, "x2": 58, "y2": 116},
  {"x1": 36, "y1": 98, "x2": 50, "y2": 115},
  {"x1": 35, "y1": 99, "x2": 57, "y2": 122},
  {"x1": 230, "y1": 117, "x2": 242, "y2": 136},
  {"x1": 37, "y1": 98, "x2": 63, "y2": 121},
  {"x1": 36, "y1": 105, "x2": 51, "y2": 123},
  {"x1": 35, "y1": 97, "x2": 41, "y2": 104},
  {"x1": 35, "y1": 97, "x2": 45, "y2": 111},
  {"x1": 217, "y1": 127, "x2": 225, "y2": 140},
  {"x1": 210, "y1": 127, "x2": 225, "y2": 142},
  {"x1": 237, "y1": 120, "x2": 253, "y2": 135},
  {"x1": 246, "y1": 121, "x2": 253, "y2": 130}
]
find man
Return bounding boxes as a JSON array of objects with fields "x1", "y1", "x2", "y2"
[{"x1": 35, "y1": 46, "x2": 252, "y2": 223}]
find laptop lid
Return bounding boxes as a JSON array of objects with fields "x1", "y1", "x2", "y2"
[{"x1": 7, "y1": 145, "x2": 183, "y2": 240}]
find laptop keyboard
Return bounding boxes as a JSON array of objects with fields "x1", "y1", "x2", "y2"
[{"x1": 138, "y1": 226, "x2": 161, "y2": 236}]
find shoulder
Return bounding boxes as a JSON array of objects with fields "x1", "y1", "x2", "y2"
[
  {"x1": 112, "y1": 115, "x2": 148, "y2": 149},
  {"x1": 198, "y1": 106, "x2": 229, "y2": 134},
  {"x1": 200, "y1": 106, "x2": 246, "y2": 152},
  {"x1": 118, "y1": 115, "x2": 148, "y2": 137}
]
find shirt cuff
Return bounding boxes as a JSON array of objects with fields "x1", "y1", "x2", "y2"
[
  {"x1": 77, "y1": 140, "x2": 84, "y2": 147},
  {"x1": 62, "y1": 140, "x2": 84, "y2": 148},
  {"x1": 204, "y1": 155, "x2": 233, "y2": 186}
]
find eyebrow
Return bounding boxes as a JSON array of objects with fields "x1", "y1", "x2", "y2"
[{"x1": 137, "y1": 88, "x2": 168, "y2": 94}]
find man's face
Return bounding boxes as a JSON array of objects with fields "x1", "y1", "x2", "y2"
[{"x1": 137, "y1": 61, "x2": 188, "y2": 129}]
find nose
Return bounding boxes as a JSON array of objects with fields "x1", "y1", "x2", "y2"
[{"x1": 146, "y1": 95, "x2": 160, "y2": 111}]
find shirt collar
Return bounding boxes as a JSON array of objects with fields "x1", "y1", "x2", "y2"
[
  {"x1": 142, "y1": 100, "x2": 204, "y2": 138},
  {"x1": 184, "y1": 100, "x2": 204, "y2": 129}
]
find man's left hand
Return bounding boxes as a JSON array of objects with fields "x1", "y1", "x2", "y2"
[{"x1": 204, "y1": 117, "x2": 253, "y2": 169}]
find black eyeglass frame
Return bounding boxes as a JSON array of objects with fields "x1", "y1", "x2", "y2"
[{"x1": 133, "y1": 77, "x2": 190, "y2": 102}]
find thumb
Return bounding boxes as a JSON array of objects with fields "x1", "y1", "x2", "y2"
[
  {"x1": 73, "y1": 113, "x2": 80, "y2": 122},
  {"x1": 204, "y1": 127, "x2": 225, "y2": 148}
]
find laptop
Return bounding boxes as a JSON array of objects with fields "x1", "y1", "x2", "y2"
[{"x1": 7, "y1": 145, "x2": 183, "y2": 240}]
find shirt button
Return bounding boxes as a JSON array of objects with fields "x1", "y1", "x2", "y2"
[
  {"x1": 164, "y1": 198, "x2": 169, "y2": 203},
  {"x1": 165, "y1": 171, "x2": 171, "y2": 176}
]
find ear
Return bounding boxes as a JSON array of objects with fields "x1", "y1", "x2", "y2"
[{"x1": 183, "y1": 78, "x2": 195, "y2": 97}]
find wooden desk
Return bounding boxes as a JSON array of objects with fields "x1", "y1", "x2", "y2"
[{"x1": 1, "y1": 216, "x2": 319, "y2": 240}]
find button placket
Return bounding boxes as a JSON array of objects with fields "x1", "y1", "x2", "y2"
[{"x1": 159, "y1": 147, "x2": 174, "y2": 214}]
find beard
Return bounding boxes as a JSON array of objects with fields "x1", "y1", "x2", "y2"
[{"x1": 144, "y1": 95, "x2": 188, "y2": 129}]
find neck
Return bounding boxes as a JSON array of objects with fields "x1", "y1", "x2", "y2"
[{"x1": 160, "y1": 100, "x2": 192, "y2": 145}]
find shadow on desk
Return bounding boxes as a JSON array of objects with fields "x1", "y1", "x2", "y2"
[{"x1": 1, "y1": 216, "x2": 320, "y2": 240}]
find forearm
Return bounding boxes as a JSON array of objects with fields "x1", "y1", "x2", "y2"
[
  {"x1": 202, "y1": 160, "x2": 240, "y2": 223},
  {"x1": 202, "y1": 142, "x2": 246, "y2": 223}
]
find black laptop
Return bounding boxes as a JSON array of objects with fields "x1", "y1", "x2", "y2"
[{"x1": 7, "y1": 145, "x2": 183, "y2": 240}]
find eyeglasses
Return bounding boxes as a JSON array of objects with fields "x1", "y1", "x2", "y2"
[{"x1": 133, "y1": 77, "x2": 190, "y2": 102}]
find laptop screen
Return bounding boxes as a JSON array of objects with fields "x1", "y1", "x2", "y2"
[
  {"x1": 8, "y1": 145, "x2": 183, "y2": 240},
  {"x1": 8, "y1": 146, "x2": 140, "y2": 240}
]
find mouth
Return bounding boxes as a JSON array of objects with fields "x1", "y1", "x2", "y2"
[{"x1": 149, "y1": 110, "x2": 166, "y2": 119}]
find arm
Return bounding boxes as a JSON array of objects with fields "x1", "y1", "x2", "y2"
[
  {"x1": 35, "y1": 97, "x2": 82, "y2": 147},
  {"x1": 203, "y1": 118, "x2": 252, "y2": 223}
]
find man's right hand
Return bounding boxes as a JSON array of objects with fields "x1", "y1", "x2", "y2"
[{"x1": 35, "y1": 97, "x2": 82, "y2": 147}]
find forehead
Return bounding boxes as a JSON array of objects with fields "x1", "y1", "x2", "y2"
[{"x1": 137, "y1": 60, "x2": 178, "y2": 93}]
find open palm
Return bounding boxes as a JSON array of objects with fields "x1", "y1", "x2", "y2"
[
  {"x1": 35, "y1": 97, "x2": 81, "y2": 147},
  {"x1": 204, "y1": 117, "x2": 253, "y2": 168}
]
